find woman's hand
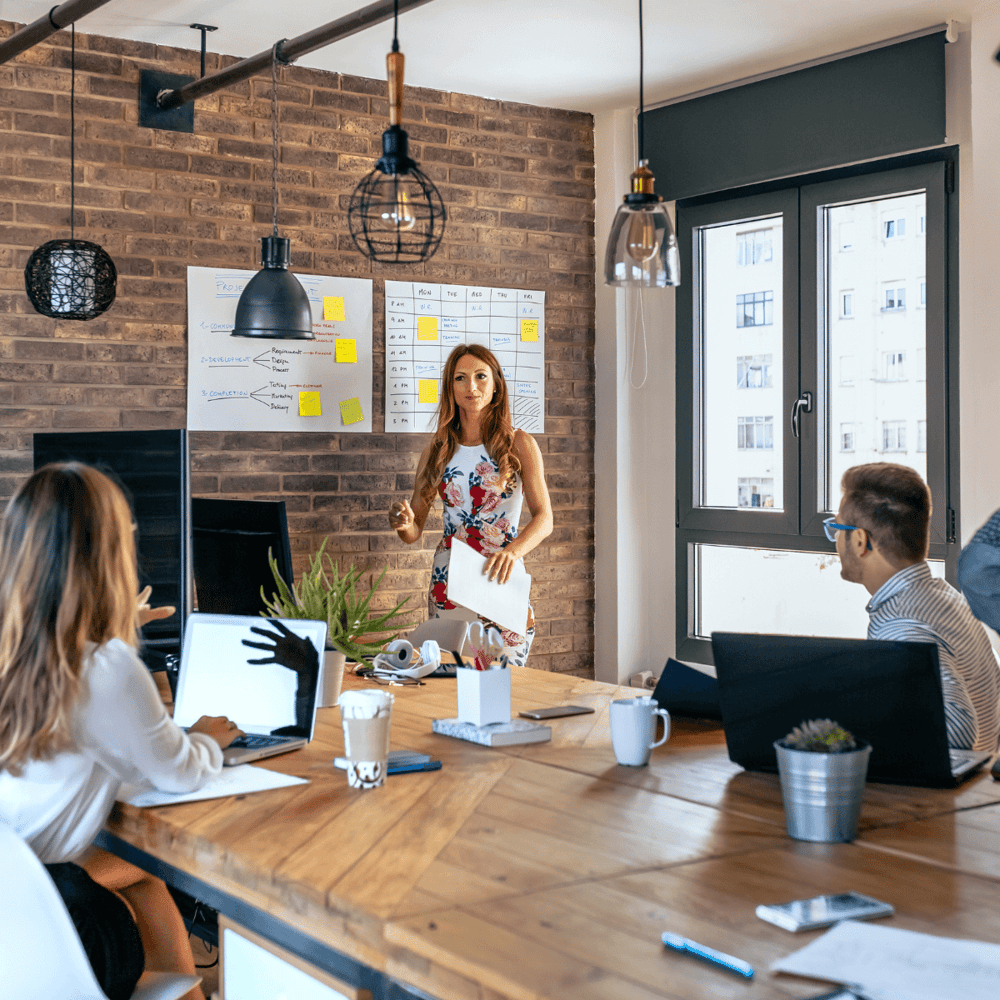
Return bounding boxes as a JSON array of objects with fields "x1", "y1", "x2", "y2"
[
  {"x1": 188, "y1": 715, "x2": 244, "y2": 749},
  {"x1": 136, "y1": 585, "x2": 176, "y2": 627},
  {"x1": 389, "y1": 499, "x2": 415, "y2": 531},
  {"x1": 484, "y1": 546, "x2": 521, "y2": 584}
]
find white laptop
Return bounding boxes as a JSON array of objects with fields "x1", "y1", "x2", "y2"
[{"x1": 172, "y1": 613, "x2": 327, "y2": 766}]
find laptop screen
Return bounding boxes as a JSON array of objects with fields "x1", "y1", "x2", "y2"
[{"x1": 173, "y1": 614, "x2": 327, "y2": 735}]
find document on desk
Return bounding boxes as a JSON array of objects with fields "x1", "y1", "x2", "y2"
[
  {"x1": 771, "y1": 920, "x2": 1000, "y2": 1000},
  {"x1": 446, "y1": 538, "x2": 531, "y2": 634},
  {"x1": 118, "y1": 766, "x2": 308, "y2": 808}
]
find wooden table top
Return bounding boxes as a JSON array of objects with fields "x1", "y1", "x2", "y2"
[{"x1": 110, "y1": 667, "x2": 1000, "y2": 1000}]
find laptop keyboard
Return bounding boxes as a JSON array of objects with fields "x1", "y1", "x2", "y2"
[{"x1": 228, "y1": 733, "x2": 294, "y2": 749}]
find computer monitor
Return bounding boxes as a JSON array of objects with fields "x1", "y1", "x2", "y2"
[
  {"x1": 32, "y1": 429, "x2": 191, "y2": 666},
  {"x1": 190, "y1": 498, "x2": 294, "y2": 617}
]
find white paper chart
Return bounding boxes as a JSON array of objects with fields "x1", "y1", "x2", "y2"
[
  {"x1": 384, "y1": 281, "x2": 545, "y2": 434},
  {"x1": 187, "y1": 266, "x2": 373, "y2": 433}
]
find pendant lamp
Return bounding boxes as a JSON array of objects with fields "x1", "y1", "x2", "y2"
[
  {"x1": 232, "y1": 46, "x2": 313, "y2": 340},
  {"x1": 604, "y1": 0, "x2": 680, "y2": 288},
  {"x1": 24, "y1": 24, "x2": 117, "y2": 320},
  {"x1": 347, "y1": 0, "x2": 445, "y2": 264}
]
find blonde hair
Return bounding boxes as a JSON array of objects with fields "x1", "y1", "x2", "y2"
[
  {"x1": 0, "y1": 463, "x2": 139, "y2": 773},
  {"x1": 417, "y1": 344, "x2": 521, "y2": 508}
]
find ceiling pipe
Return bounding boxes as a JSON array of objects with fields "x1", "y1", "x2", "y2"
[
  {"x1": 0, "y1": 0, "x2": 115, "y2": 64},
  {"x1": 153, "y1": 0, "x2": 436, "y2": 112}
]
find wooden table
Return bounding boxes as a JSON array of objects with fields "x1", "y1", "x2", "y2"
[{"x1": 100, "y1": 667, "x2": 1000, "y2": 1000}]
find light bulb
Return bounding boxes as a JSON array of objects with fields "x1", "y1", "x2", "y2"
[
  {"x1": 381, "y1": 186, "x2": 416, "y2": 232},
  {"x1": 626, "y1": 211, "x2": 659, "y2": 264}
]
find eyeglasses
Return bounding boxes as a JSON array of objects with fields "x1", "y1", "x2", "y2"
[{"x1": 822, "y1": 516, "x2": 873, "y2": 550}]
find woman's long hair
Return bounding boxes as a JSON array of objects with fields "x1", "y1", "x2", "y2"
[
  {"x1": 416, "y1": 344, "x2": 521, "y2": 508},
  {"x1": 0, "y1": 463, "x2": 139, "y2": 773}
]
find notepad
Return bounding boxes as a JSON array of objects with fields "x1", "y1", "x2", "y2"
[{"x1": 118, "y1": 766, "x2": 308, "y2": 807}]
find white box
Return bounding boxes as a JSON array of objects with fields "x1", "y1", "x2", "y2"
[{"x1": 456, "y1": 667, "x2": 511, "y2": 727}]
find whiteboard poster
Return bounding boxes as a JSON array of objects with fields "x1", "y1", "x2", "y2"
[
  {"x1": 186, "y1": 266, "x2": 373, "y2": 433},
  {"x1": 384, "y1": 281, "x2": 544, "y2": 434}
]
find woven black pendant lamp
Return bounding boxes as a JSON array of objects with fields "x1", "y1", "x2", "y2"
[
  {"x1": 347, "y1": 0, "x2": 445, "y2": 264},
  {"x1": 232, "y1": 45, "x2": 313, "y2": 340},
  {"x1": 24, "y1": 24, "x2": 117, "y2": 321}
]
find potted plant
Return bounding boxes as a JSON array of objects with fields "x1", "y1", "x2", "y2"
[
  {"x1": 261, "y1": 537, "x2": 415, "y2": 706},
  {"x1": 774, "y1": 719, "x2": 872, "y2": 843}
]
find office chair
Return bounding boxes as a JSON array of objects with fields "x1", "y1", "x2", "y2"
[
  {"x1": 404, "y1": 618, "x2": 471, "y2": 658},
  {"x1": 0, "y1": 822, "x2": 201, "y2": 1000}
]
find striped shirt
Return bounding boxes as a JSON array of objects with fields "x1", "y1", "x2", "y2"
[{"x1": 866, "y1": 562, "x2": 1000, "y2": 752}]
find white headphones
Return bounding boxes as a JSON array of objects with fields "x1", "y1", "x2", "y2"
[{"x1": 372, "y1": 638, "x2": 441, "y2": 680}]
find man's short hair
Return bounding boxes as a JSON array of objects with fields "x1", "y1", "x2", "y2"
[{"x1": 840, "y1": 463, "x2": 931, "y2": 564}]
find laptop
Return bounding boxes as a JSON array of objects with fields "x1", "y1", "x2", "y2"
[
  {"x1": 652, "y1": 658, "x2": 722, "y2": 719},
  {"x1": 172, "y1": 613, "x2": 327, "y2": 766},
  {"x1": 711, "y1": 632, "x2": 992, "y2": 788}
]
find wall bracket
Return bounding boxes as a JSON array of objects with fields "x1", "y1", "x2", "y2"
[{"x1": 138, "y1": 69, "x2": 195, "y2": 133}]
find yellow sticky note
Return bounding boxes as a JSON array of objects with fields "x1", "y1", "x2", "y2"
[
  {"x1": 299, "y1": 391, "x2": 321, "y2": 417},
  {"x1": 520, "y1": 319, "x2": 539, "y2": 342},
  {"x1": 418, "y1": 380, "x2": 438, "y2": 404},
  {"x1": 323, "y1": 296, "x2": 346, "y2": 322},
  {"x1": 417, "y1": 316, "x2": 438, "y2": 340},
  {"x1": 335, "y1": 338, "x2": 357, "y2": 363},
  {"x1": 340, "y1": 396, "x2": 364, "y2": 425}
]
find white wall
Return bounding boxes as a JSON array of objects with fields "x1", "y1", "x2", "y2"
[{"x1": 593, "y1": 9, "x2": 1000, "y2": 682}]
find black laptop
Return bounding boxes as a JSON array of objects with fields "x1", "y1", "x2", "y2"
[{"x1": 711, "y1": 632, "x2": 992, "y2": 788}]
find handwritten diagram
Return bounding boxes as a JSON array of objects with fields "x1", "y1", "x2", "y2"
[
  {"x1": 384, "y1": 281, "x2": 545, "y2": 434},
  {"x1": 187, "y1": 267, "x2": 373, "y2": 433}
]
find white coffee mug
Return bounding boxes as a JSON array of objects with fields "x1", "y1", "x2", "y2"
[{"x1": 609, "y1": 697, "x2": 670, "y2": 766}]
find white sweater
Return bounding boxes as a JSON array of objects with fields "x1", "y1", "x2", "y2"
[{"x1": 0, "y1": 638, "x2": 222, "y2": 862}]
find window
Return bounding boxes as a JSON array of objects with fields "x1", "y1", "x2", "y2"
[
  {"x1": 839, "y1": 355, "x2": 856, "y2": 386},
  {"x1": 882, "y1": 351, "x2": 906, "y2": 381},
  {"x1": 737, "y1": 229, "x2": 773, "y2": 266},
  {"x1": 917, "y1": 420, "x2": 927, "y2": 453},
  {"x1": 737, "y1": 415, "x2": 774, "y2": 450},
  {"x1": 920, "y1": 280, "x2": 926, "y2": 306},
  {"x1": 840, "y1": 423, "x2": 855, "y2": 452},
  {"x1": 883, "y1": 214, "x2": 906, "y2": 239},
  {"x1": 920, "y1": 214, "x2": 926, "y2": 234},
  {"x1": 841, "y1": 291, "x2": 853, "y2": 318},
  {"x1": 736, "y1": 291, "x2": 774, "y2": 327},
  {"x1": 883, "y1": 286, "x2": 906, "y2": 311},
  {"x1": 736, "y1": 354, "x2": 773, "y2": 388},
  {"x1": 737, "y1": 478, "x2": 774, "y2": 508},
  {"x1": 882, "y1": 420, "x2": 907, "y2": 452}
]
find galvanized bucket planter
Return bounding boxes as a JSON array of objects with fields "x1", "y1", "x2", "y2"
[{"x1": 773, "y1": 739, "x2": 872, "y2": 843}]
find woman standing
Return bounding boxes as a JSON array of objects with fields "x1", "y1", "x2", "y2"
[
  {"x1": 389, "y1": 345, "x2": 553, "y2": 665},
  {"x1": 0, "y1": 463, "x2": 242, "y2": 1000}
]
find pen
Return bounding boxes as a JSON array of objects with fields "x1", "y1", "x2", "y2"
[{"x1": 661, "y1": 932, "x2": 754, "y2": 979}]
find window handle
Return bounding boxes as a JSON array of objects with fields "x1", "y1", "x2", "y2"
[{"x1": 790, "y1": 391, "x2": 813, "y2": 438}]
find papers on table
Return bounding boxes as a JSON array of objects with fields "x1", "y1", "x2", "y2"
[
  {"x1": 446, "y1": 538, "x2": 531, "y2": 634},
  {"x1": 771, "y1": 920, "x2": 1000, "y2": 1000},
  {"x1": 118, "y1": 765, "x2": 308, "y2": 808}
]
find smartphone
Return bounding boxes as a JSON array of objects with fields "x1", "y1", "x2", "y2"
[
  {"x1": 755, "y1": 891, "x2": 894, "y2": 932},
  {"x1": 386, "y1": 750, "x2": 442, "y2": 774},
  {"x1": 518, "y1": 705, "x2": 595, "y2": 720}
]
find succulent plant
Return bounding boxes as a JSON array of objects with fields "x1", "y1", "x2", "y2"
[{"x1": 782, "y1": 718, "x2": 857, "y2": 753}]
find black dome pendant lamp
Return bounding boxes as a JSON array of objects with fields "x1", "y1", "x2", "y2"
[
  {"x1": 24, "y1": 24, "x2": 117, "y2": 321},
  {"x1": 232, "y1": 45, "x2": 313, "y2": 340}
]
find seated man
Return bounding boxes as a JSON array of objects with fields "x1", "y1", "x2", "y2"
[
  {"x1": 830, "y1": 462, "x2": 1000, "y2": 752},
  {"x1": 957, "y1": 507, "x2": 1000, "y2": 634}
]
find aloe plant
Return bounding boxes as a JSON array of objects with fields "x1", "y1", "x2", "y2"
[
  {"x1": 260, "y1": 537, "x2": 414, "y2": 661},
  {"x1": 782, "y1": 718, "x2": 857, "y2": 753}
]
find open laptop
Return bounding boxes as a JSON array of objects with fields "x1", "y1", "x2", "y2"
[
  {"x1": 711, "y1": 632, "x2": 992, "y2": 788},
  {"x1": 172, "y1": 613, "x2": 327, "y2": 766}
]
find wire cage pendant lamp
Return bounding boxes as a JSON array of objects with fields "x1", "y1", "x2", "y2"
[
  {"x1": 24, "y1": 24, "x2": 117, "y2": 321},
  {"x1": 347, "y1": 0, "x2": 445, "y2": 264},
  {"x1": 232, "y1": 45, "x2": 313, "y2": 340},
  {"x1": 604, "y1": 0, "x2": 680, "y2": 288}
]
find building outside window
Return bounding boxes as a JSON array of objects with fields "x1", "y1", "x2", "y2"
[
  {"x1": 841, "y1": 291, "x2": 853, "y2": 318},
  {"x1": 736, "y1": 290, "x2": 774, "y2": 327},
  {"x1": 883, "y1": 286, "x2": 906, "y2": 311},
  {"x1": 737, "y1": 477, "x2": 775, "y2": 508},
  {"x1": 882, "y1": 351, "x2": 906, "y2": 381},
  {"x1": 737, "y1": 415, "x2": 773, "y2": 450},
  {"x1": 920, "y1": 280, "x2": 926, "y2": 306},
  {"x1": 841, "y1": 423, "x2": 855, "y2": 452},
  {"x1": 917, "y1": 420, "x2": 927, "y2": 453},
  {"x1": 882, "y1": 420, "x2": 907, "y2": 452},
  {"x1": 737, "y1": 229, "x2": 773, "y2": 266},
  {"x1": 883, "y1": 214, "x2": 906, "y2": 239},
  {"x1": 736, "y1": 354, "x2": 773, "y2": 388}
]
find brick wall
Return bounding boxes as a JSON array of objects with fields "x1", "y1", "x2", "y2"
[{"x1": 0, "y1": 21, "x2": 596, "y2": 675}]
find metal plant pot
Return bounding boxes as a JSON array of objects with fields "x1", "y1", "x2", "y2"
[{"x1": 774, "y1": 739, "x2": 872, "y2": 843}]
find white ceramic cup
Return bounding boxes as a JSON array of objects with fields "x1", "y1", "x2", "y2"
[{"x1": 609, "y1": 697, "x2": 670, "y2": 766}]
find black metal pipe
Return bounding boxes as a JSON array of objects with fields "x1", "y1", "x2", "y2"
[
  {"x1": 0, "y1": 0, "x2": 114, "y2": 64},
  {"x1": 156, "y1": 0, "x2": 435, "y2": 111}
]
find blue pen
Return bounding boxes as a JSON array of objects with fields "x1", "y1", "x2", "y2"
[{"x1": 661, "y1": 932, "x2": 754, "y2": 979}]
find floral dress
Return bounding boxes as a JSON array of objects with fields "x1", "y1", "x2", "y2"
[{"x1": 429, "y1": 444, "x2": 535, "y2": 666}]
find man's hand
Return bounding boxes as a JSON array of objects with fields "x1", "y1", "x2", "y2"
[
  {"x1": 188, "y1": 714, "x2": 244, "y2": 749},
  {"x1": 136, "y1": 585, "x2": 176, "y2": 627},
  {"x1": 242, "y1": 620, "x2": 319, "y2": 677}
]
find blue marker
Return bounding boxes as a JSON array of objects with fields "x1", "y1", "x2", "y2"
[{"x1": 661, "y1": 932, "x2": 754, "y2": 979}]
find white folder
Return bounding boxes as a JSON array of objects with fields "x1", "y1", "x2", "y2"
[{"x1": 446, "y1": 538, "x2": 531, "y2": 634}]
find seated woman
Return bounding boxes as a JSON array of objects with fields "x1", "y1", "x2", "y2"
[{"x1": 0, "y1": 463, "x2": 243, "y2": 1000}]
